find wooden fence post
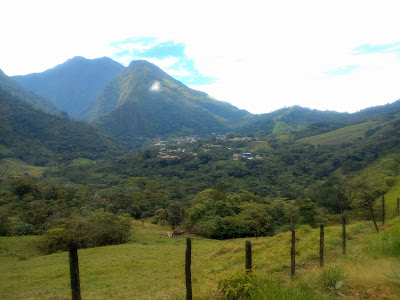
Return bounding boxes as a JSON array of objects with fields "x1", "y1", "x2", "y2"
[
  {"x1": 69, "y1": 243, "x2": 81, "y2": 300},
  {"x1": 342, "y1": 215, "x2": 346, "y2": 255},
  {"x1": 382, "y1": 196, "x2": 385, "y2": 225},
  {"x1": 397, "y1": 198, "x2": 399, "y2": 217},
  {"x1": 291, "y1": 229, "x2": 295, "y2": 278},
  {"x1": 186, "y1": 237, "x2": 192, "y2": 300},
  {"x1": 245, "y1": 240, "x2": 252, "y2": 272},
  {"x1": 319, "y1": 224, "x2": 324, "y2": 267}
]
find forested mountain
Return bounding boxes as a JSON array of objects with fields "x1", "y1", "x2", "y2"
[
  {"x1": 0, "y1": 69, "x2": 59, "y2": 115},
  {"x1": 13, "y1": 56, "x2": 125, "y2": 118},
  {"x1": 85, "y1": 60, "x2": 250, "y2": 146},
  {"x1": 236, "y1": 100, "x2": 400, "y2": 138},
  {"x1": 352, "y1": 99, "x2": 400, "y2": 119},
  {"x1": 237, "y1": 106, "x2": 350, "y2": 136},
  {"x1": 0, "y1": 87, "x2": 126, "y2": 165}
]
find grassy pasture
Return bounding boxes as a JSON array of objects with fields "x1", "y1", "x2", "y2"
[
  {"x1": 1, "y1": 216, "x2": 400, "y2": 299},
  {"x1": 0, "y1": 158, "x2": 48, "y2": 178},
  {"x1": 297, "y1": 121, "x2": 380, "y2": 146}
]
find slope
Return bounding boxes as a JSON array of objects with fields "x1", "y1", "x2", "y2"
[
  {"x1": 238, "y1": 106, "x2": 350, "y2": 136},
  {"x1": 0, "y1": 69, "x2": 58, "y2": 114},
  {"x1": 297, "y1": 120, "x2": 381, "y2": 146},
  {"x1": 1, "y1": 218, "x2": 400, "y2": 299},
  {"x1": 86, "y1": 60, "x2": 250, "y2": 146},
  {"x1": 13, "y1": 56, "x2": 125, "y2": 118},
  {"x1": 0, "y1": 87, "x2": 126, "y2": 165}
]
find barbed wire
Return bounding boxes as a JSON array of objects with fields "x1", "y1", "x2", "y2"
[
  {"x1": 1, "y1": 255, "x2": 158, "y2": 270},
  {"x1": 0, "y1": 271, "x2": 165, "y2": 297}
]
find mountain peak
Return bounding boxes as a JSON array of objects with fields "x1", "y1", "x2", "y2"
[
  {"x1": 127, "y1": 60, "x2": 166, "y2": 74},
  {"x1": 13, "y1": 57, "x2": 125, "y2": 118}
]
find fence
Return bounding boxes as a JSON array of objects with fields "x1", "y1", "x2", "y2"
[{"x1": 1, "y1": 200, "x2": 398, "y2": 299}]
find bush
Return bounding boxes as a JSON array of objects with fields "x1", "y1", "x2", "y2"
[
  {"x1": 40, "y1": 227, "x2": 71, "y2": 254},
  {"x1": 218, "y1": 272, "x2": 256, "y2": 300},
  {"x1": 318, "y1": 264, "x2": 345, "y2": 290},
  {"x1": 12, "y1": 221, "x2": 36, "y2": 236},
  {"x1": 38, "y1": 210, "x2": 132, "y2": 253},
  {"x1": 218, "y1": 272, "x2": 319, "y2": 300},
  {"x1": 83, "y1": 211, "x2": 131, "y2": 247}
]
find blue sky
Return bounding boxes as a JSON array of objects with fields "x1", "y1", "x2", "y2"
[
  {"x1": 353, "y1": 42, "x2": 400, "y2": 55},
  {"x1": 110, "y1": 38, "x2": 215, "y2": 86},
  {"x1": 2, "y1": 0, "x2": 400, "y2": 114}
]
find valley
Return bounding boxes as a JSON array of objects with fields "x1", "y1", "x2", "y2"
[{"x1": 1, "y1": 56, "x2": 400, "y2": 299}]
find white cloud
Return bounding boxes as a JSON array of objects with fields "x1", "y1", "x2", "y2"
[
  {"x1": 149, "y1": 81, "x2": 161, "y2": 92},
  {"x1": 2, "y1": 0, "x2": 400, "y2": 113},
  {"x1": 141, "y1": 57, "x2": 180, "y2": 70}
]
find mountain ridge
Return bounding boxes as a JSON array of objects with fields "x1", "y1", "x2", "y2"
[
  {"x1": 0, "y1": 86, "x2": 126, "y2": 165},
  {"x1": 85, "y1": 59, "x2": 250, "y2": 146},
  {"x1": 0, "y1": 69, "x2": 59, "y2": 115},
  {"x1": 13, "y1": 56, "x2": 125, "y2": 118}
]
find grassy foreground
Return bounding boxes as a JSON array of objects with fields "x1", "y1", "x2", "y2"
[{"x1": 1, "y1": 218, "x2": 400, "y2": 299}]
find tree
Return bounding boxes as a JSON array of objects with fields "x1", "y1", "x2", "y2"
[
  {"x1": 166, "y1": 202, "x2": 184, "y2": 229},
  {"x1": 11, "y1": 176, "x2": 39, "y2": 200},
  {"x1": 299, "y1": 198, "x2": 316, "y2": 227},
  {"x1": 351, "y1": 178, "x2": 384, "y2": 233}
]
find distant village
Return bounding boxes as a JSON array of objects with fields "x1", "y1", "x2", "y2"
[{"x1": 154, "y1": 135, "x2": 266, "y2": 160}]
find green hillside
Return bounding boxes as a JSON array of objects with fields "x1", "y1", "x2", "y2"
[
  {"x1": 85, "y1": 60, "x2": 249, "y2": 146},
  {"x1": 238, "y1": 106, "x2": 349, "y2": 136},
  {"x1": 1, "y1": 217, "x2": 400, "y2": 299},
  {"x1": 297, "y1": 120, "x2": 380, "y2": 146},
  {"x1": 0, "y1": 69, "x2": 58, "y2": 115},
  {"x1": 0, "y1": 87, "x2": 126, "y2": 165}
]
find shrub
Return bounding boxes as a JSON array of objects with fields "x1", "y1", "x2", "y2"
[
  {"x1": 218, "y1": 272, "x2": 256, "y2": 300},
  {"x1": 365, "y1": 216, "x2": 400, "y2": 256},
  {"x1": 12, "y1": 221, "x2": 36, "y2": 236},
  {"x1": 152, "y1": 208, "x2": 167, "y2": 225},
  {"x1": 318, "y1": 264, "x2": 345, "y2": 290},
  {"x1": 40, "y1": 227, "x2": 71, "y2": 254},
  {"x1": 82, "y1": 211, "x2": 131, "y2": 247},
  {"x1": 38, "y1": 211, "x2": 132, "y2": 253},
  {"x1": 219, "y1": 272, "x2": 319, "y2": 300}
]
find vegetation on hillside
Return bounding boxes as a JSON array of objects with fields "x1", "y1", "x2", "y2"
[
  {"x1": 2, "y1": 61, "x2": 400, "y2": 298},
  {"x1": 85, "y1": 60, "x2": 250, "y2": 147},
  {"x1": 0, "y1": 87, "x2": 126, "y2": 165},
  {"x1": 0, "y1": 69, "x2": 58, "y2": 114},
  {"x1": 13, "y1": 56, "x2": 125, "y2": 118}
]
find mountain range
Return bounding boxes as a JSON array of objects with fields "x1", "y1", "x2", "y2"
[{"x1": 3, "y1": 55, "x2": 400, "y2": 154}]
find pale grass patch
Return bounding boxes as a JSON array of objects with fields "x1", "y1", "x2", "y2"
[{"x1": 345, "y1": 258, "x2": 400, "y2": 287}]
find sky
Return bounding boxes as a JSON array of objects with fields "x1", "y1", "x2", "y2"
[{"x1": 1, "y1": 0, "x2": 400, "y2": 114}]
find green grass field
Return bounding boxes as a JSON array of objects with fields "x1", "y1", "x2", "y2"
[
  {"x1": 0, "y1": 158, "x2": 48, "y2": 178},
  {"x1": 2, "y1": 214, "x2": 400, "y2": 299},
  {"x1": 272, "y1": 121, "x2": 293, "y2": 134},
  {"x1": 297, "y1": 121, "x2": 380, "y2": 146}
]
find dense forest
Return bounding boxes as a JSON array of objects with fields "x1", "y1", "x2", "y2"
[
  {"x1": 2, "y1": 112, "x2": 400, "y2": 251},
  {"x1": 2, "y1": 57, "x2": 400, "y2": 255}
]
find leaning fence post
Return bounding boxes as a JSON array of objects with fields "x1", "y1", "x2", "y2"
[
  {"x1": 319, "y1": 224, "x2": 324, "y2": 267},
  {"x1": 69, "y1": 243, "x2": 81, "y2": 300},
  {"x1": 382, "y1": 195, "x2": 385, "y2": 225},
  {"x1": 291, "y1": 229, "x2": 295, "y2": 278},
  {"x1": 245, "y1": 240, "x2": 252, "y2": 272},
  {"x1": 185, "y1": 237, "x2": 192, "y2": 300},
  {"x1": 342, "y1": 215, "x2": 346, "y2": 255}
]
